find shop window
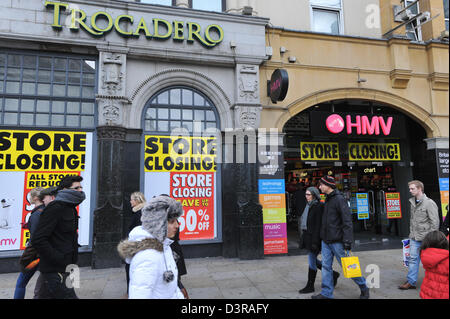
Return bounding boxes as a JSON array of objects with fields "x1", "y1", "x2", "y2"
[
  {"x1": 403, "y1": 0, "x2": 422, "y2": 41},
  {"x1": 144, "y1": 87, "x2": 219, "y2": 134},
  {"x1": 190, "y1": 0, "x2": 225, "y2": 12},
  {"x1": 444, "y1": 0, "x2": 449, "y2": 30},
  {"x1": 310, "y1": 0, "x2": 342, "y2": 35},
  {"x1": 0, "y1": 51, "x2": 97, "y2": 128},
  {"x1": 138, "y1": 0, "x2": 175, "y2": 5}
]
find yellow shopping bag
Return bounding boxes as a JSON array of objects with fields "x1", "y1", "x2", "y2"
[{"x1": 341, "y1": 252, "x2": 362, "y2": 278}]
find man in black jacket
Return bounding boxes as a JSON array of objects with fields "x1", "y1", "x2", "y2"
[
  {"x1": 33, "y1": 175, "x2": 86, "y2": 299},
  {"x1": 312, "y1": 176, "x2": 370, "y2": 299}
]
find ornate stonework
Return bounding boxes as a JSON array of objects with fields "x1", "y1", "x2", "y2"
[
  {"x1": 97, "y1": 51, "x2": 128, "y2": 126},
  {"x1": 236, "y1": 64, "x2": 260, "y2": 104}
]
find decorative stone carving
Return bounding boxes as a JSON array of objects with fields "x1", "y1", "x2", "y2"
[
  {"x1": 236, "y1": 64, "x2": 260, "y2": 104},
  {"x1": 234, "y1": 105, "x2": 262, "y2": 130},
  {"x1": 100, "y1": 52, "x2": 125, "y2": 96},
  {"x1": 97, "y1": 51, "x2": 128, "y2": 127}
]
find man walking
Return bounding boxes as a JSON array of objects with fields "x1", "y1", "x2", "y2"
[
  {"x1": 312, "y1": 176, "x2": 370, "y2": 299},
  {"x1": 398, "y1": 180, "x2": 439, "y2": 290},
  {"x1": 33, "y1": 175, "x2": 86, "y2": 299}
]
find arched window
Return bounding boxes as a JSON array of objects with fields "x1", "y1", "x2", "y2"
[{"x1": 143, "y1": 86, "x2": 219, "y2": 134}]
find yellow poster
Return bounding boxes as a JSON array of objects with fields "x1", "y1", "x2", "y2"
[
  {"x1": 0, "y1": 130, "x2": 87, "y2": 171},
  {"x1": 144, "y1": 135, "x2": 217, "y2": 172},
  {"x1": 348, "y1": 143, "x2": 401, "y2": 161},
  {"x1": 300, "y1": 142, "x2": 340, "y2": 161}
]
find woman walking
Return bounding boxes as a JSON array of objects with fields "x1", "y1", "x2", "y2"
[
  {"x1": 299, "y1": 186, "x2": 339, "y2": 294},
  {"x1": 118, "y1": 195, "x2": 185, "y2": 299}
]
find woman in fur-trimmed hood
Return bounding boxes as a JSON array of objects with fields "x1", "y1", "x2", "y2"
[{"x1": 117, "y1": 195, "x2": 185, "y2": 299}]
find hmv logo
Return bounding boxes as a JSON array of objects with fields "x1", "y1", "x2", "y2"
[{"x1": 325, "y1": 114, "x2": 394, "y2": 136}]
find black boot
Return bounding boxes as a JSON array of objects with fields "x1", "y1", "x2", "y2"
[
  {"x1": 299, "y1": 268, "x2": 317, "y2": 294},
  {"x1": 333, "y1": 271, "x2": 340, "y2": 287},
  {"x1": 316, "y1": 263, "x2": 340, "y2": 287}
]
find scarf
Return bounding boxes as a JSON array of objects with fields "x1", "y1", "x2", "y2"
[
  {"x1": 55, "y1": 189, "x2": 86, "y2": 206},
  {"x1": 301, "y1": 199, "x2": 318, "y2": 231}
]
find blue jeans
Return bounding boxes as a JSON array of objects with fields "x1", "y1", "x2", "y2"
[
  {"x1": 406, "y1": 239, "x2": 421, "y2": 286},
  {"x1": 320, "y1": 241, "x2": 367, "y2": 299},
  {"x1": 308, "y1": 251, "x2": 322, "y2": 271},
  {"x1": 13, "y1": 267, "x2": 37, "y2": 299}
]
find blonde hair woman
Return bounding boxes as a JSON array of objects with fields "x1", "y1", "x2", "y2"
[{"x1": 124, "y1": 191, "x2": 147, "y2": 296}]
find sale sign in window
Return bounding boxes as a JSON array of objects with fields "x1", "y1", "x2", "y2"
[
  {"x1": 143, "y1": 135, "x2": 217, "y2": 242},
  {"x1": 385, "y1": 192, "x2": 402, "y2": 219}
]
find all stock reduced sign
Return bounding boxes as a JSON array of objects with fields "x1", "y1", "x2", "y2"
[
  {"x1": 0, "y1": 130, "x2": 93, "y2": 251},
  {"x1": 144, "y1": 135, "x2": 217, "y2": 241}
]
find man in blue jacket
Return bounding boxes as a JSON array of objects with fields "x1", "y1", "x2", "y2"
[{"x1": 312, "y1": 176, "x2": 370, "y2": 299}]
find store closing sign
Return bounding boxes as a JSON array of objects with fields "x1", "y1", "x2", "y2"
[
  {"x1": 300, "y1": 142, "x2": 340, "y2": 161},
  {"x1": 348, "y1": 143, "x2": 401, "y2": 161},
  {"x1": 0, "y1": 130, "x2": 93, "y2": 251},
  {"x1": 144, "y1": 135, "x2": 217, "y2": 241}
]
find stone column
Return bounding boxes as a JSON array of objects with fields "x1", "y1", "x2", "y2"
[
  {"x1": 234, "y1": 63, "x2": 263, "y2": 260},
  {"x1": 92, "y1": 48, "x2": 130, "y2": 268}
]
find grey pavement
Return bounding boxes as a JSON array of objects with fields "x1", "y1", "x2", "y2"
[{"x1": 0, "y1": 249, "x2": 423, "y2": 299}]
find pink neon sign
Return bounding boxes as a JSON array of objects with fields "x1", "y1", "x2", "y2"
[{"x1": 325, "y1": 114, "x2": 393, "y2": 136}]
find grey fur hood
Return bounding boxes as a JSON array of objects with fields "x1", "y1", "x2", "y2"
[{"x1": 140, "y1": 195, "x2": 183, "y2": 243}]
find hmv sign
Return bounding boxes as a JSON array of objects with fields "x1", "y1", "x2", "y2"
[{"x1": 310, "y1": 111, "x2": 406, "y2": 138}]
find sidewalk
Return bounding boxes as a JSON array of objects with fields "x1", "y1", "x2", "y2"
[{"x1": 0, "y1": 249, "x2": 423, "y2": 299}]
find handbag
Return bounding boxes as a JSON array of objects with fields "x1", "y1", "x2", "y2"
[
  {"x1": 341, "y1": 251, "x2": 362, "y2": 278},
  {"x1": 19, "y1": 245, "x2": 40, "y2": 272}
]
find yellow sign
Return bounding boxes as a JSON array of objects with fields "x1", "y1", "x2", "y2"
[
  {"x1": 0, "y1": 130, "x2": 87, "y2": 171},
  {"x1": 348, "y1": 143, "x2": 401, "y2": 161},
  {"x1": 300, "y1": 142, "x2": 340, "y2": 161},
  {"x1": 144, "y1": 135, "x2": 217, "y2": 172}
]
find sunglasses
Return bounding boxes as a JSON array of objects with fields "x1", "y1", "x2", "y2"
[
  {"x1": 305, "y1": 193, "x2": 312, "y2": 196},
  {"x1": 69, "y1": 186, "x2": 83, "y2": 190}
]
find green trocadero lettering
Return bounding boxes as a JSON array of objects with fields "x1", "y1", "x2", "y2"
[{"x1": 44, "y1": 1, "x2": 224, "y2": 47}]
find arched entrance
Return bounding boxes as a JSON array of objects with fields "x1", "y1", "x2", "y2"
[{"x1": 281, "y1": 96, "x2": 439, "y2": 252}]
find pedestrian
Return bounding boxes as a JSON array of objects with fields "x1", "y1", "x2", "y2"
[
  {"x1": 32, "y1": 175, "x2": 86, "y2": 299},
  {"x1": 293, "y1": 182, "x2": 306, "y2": 243},
  {"x1": 312, "y1": 176, "x2": 370, "y2": 299},
  {"x1": 117, "y1": 195, "x2": 185, "y2": 299},
  {"x1": 124, "y1": 191, "x2": 147, "y2": 295},
  {"x1": 398, "y1": 180, "x2": 440, "y2": 290},
  {"x1": 299, "y1": 186, "x2": 339, "y2": 294},
  {"x1": 419, "y1": 230, "x2": 449, "y2": 299},
  {"x1": 13, "y1": 187, "x2": 45, "y2": 299}
]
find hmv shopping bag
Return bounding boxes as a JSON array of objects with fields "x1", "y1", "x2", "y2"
[{"x1": 402, "y1": 239, "x2": 410, "y2": 267}]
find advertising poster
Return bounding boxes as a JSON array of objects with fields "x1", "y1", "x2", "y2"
[
  {"x1": 356, "y1": 193, "x2": 369, "y2": 220},
  {"x1": 0, "y1": 130, "x2": 93, "y2": 251},
  {"x1": 258, "y1": 179, "x2": 288, "y2": 255},
  {"x1": 144, "y1": 135, "x2": 217, "y2": 241},
  {"x1": 436, "y1": 149, "x2": 449, "y2": 219},
  {"x1": 385, "y1": 192, "x2": 402, "y2": 219}
]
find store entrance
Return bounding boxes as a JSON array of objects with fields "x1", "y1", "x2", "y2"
[{"x1": 284, "y1": 162, "x2": 402, "y2": 252}]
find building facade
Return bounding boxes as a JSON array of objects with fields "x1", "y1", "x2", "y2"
[
  {"x1": 258, "y1": 0, "x2": 448, "y2": 253},
  {"x1": 0, "y1": 0, "x2": 268, "y2": 271}
]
